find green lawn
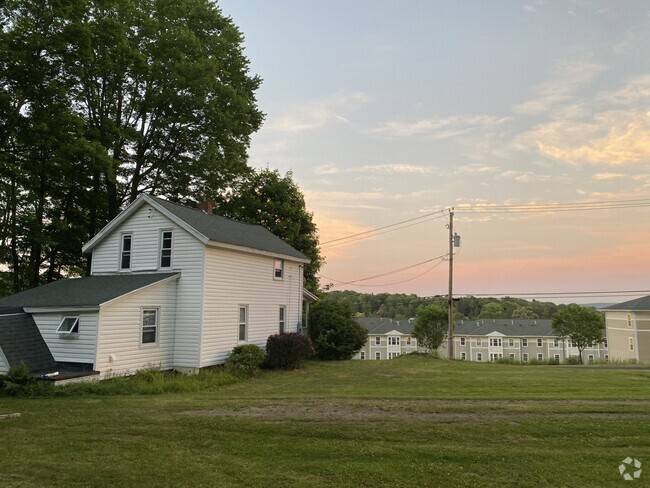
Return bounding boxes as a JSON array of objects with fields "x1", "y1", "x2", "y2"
[{"x1": 1, "y1": 357, "x2": 649, "y2": 487}]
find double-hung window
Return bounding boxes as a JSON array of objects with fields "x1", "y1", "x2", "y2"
[
  {"x1": 274, "y1": 259, "x2": 284, "y2": 279},
  {"x1": 375, "y1": 336, "x2": 381, "y2": 345},
  {"x1": 522, "y1": 338, "x2": 528, "y2": 347},
  {"x1": 141, "y1": 308, "x2": 158, "y2": 345},
  {"x1": 238, "y1": 306, "x2": 248, "y2": 342},
  {"x1": 160, "y1": 230, "x2": 173, "y2": 269},
  {"x1": 279, "y1": 306, "x2": 286, "y2": 334},
  {"x1": 120, "y1": 234, "x2": 132, "y2": 270},
  {"x1": 388, "y1": 336, "x2": 400, "y2": 346},
  {"x1": 537, "y1": 338, "x2": 543, "y2": 347},
  {"x1": 460, "y1": 337, "x2": 466, "y2": 346}
]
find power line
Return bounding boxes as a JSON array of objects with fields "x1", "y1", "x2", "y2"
[{"x1": 456, "y1": 198, "x2": 650, "y2": 214}]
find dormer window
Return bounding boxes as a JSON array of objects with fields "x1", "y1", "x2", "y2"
[
  {"x1": 160, "y1": 230, "x2": 173, "y2": 268},
  {"x1": 274, "y1": 259, "x2": 284, "y2": 279},
  {"x1": 120, "y1": 234, "x2": 132, "y2": 270},
  {"x1": 57, "y1": 316, "x2": 79, "y2": 335}
]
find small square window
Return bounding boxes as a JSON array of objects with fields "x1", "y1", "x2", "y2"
[
  {"x1": 274, "y1": 259, "x2": 284, "y2": 279},
  {"x1": 57, "y1": 316, "x2": 79, "y2": 334}
]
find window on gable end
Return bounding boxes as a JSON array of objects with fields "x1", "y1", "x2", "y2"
[
  {"x1": 120, "y1": 234, "x2": 132, "y2": 270},
  {"x1": 57, "y1": 316, "x2": 79, "y2": 335},
  {"x1": 160, "y1": 230, "x2": 173, "y2": 269},
  {"x1": 274, "y1": 259, "x2": 284, "y2": 279}
]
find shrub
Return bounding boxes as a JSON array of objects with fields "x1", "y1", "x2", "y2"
[
  {"x1": 225, "y1": 344, "x2": 265, "y2": 377},
  {"x1": 565, "y1": 355, "x2": 581, "y2": 365},
  {"x1": 308, "y1": 301, "x2": 367, "y2": 360},
  {"x1": 265, "y1": 333, "x2": 314, "y2": 370}
]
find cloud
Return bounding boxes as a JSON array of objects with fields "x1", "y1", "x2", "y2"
[
  {"x1": 263, "y1": 91, "x2": 370, "y2": 134},
  {"x1": 514, "y1": 60, "x2": 606, "y2": 115},
  {"x1": 455, "y1": 164, "x2": 501, "y2": 174},
  {"x1": 497, "y1": 170, "x2": 551, "y2": 182},
  {"x1": 599, "y1": 75, "x2": 650, "y2": 106},
  {"x1": 313, "y1": 163, "x2": 437, "y2": 175},
  {"x1": 367, "y1": 114, "x2": 510, "y2": 139},
  {"x1": 593, "y1": 172, "x2": 625, "y2": 180}
]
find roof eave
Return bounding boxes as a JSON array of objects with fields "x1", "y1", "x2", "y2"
[
  {"x1": 205, "y1": 240, "x2": 310, "y2": 263},
  {"x1": 99, "y1": 273, "x2": 181, "y2": 308}
]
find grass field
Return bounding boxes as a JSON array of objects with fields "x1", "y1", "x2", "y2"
[{"x1": 1, "y1": 357, "x2": 649, "y2": 487}]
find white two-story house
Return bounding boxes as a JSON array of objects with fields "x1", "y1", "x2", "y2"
[{"x1": 0, "y1": 194, "x2": 310, "y2": 378}]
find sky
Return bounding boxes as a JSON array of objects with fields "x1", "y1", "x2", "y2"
[{"x1": 217, "y1": 0, "x2": 650, "y2": 303}]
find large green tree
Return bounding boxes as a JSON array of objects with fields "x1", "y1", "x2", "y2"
[
  {"x1": 215, "y1": 168, "x2": 323, "y2": 292},
  {"x1": 0, "y1": 0, "x2": 263, "y2": 293},
  {"x1": 412, "y1": 305, "x2": 448, "y2": 353},
  {"x1": 551, "y1": 304, "x2": 605, "y2": 364}
]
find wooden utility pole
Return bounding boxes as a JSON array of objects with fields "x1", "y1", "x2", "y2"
[{"x1": 448, "y1": 207, "x2": 454, "y2": 359}]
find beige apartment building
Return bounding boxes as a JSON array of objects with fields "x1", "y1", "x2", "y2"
[
  {"x1": 354, "y1": 317, "x2": 419, "y2": 360},
  {"x1": 602, "y1": 296, "x2": 650, "y2": 363}
]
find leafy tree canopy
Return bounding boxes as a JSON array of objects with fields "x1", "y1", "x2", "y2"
[
  {"x1": 215, "y1": 168, "x2": 322, "y2": 292},
  {"x1": 0, "y1": 0, "x2": 262, "y2": 293},
  {"x1": 412, "y1": 305, "x2": 448, "y2": 353},
  {"x1": 551, "y1": 304, "x2": 605, "y2": 364},
  {"x1": 308, "y1": 301, "x2": 367, "y2": 360},
  {"x1": 477, "y1": 302, "x2": 506, "y2": 319}
]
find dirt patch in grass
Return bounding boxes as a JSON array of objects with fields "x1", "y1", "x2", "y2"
[{"x1": 178, "y1": 400, "x2": 650, "y2": 423}]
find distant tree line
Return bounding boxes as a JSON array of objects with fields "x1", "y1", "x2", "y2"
[{"x1": 320, "y1": 290, "x2": 562, "y2": 320}]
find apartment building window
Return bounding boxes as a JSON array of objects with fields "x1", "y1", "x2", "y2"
[
  {"x1": 279, "y1": 306, "x2": 286, "y2": 334},
  {"x1": 406, "y1": 337, "x2": 412, "y2": 346},
  {"x1": 627, "y1": 313, "x2": 633, "y2": 327},
  {"x1": 489, "y1": 353, "x2": 502, "y2": 361},
  {"x1": 603, "y1": 339, "x2": 608, "y2": 348},
  {"x1": 554, "y1": 354, "x2": 560, "y2": 361},
  {"x1": 588, "y1": 354, "x2": 594, "y2": 363},
  {"x1": 553, "y1": 338, "x2": 559, "y2": 347},
  {"x1": 629, "y1": 337, "x2": 635, "y2": 351},
  {"x1": 159, "y1": 230, "x2": 173, "y2": 268},
  {"x1": 508, "y1": 339, "x2": 514, "y2": 347},
  {"x1": 537, "y1": 338, "x2": 543, "y2": 347},
  {"x1": 522, "y1": 353, "x2": 529, "y2": 362},
  {"x1": 509, "y1": 353, "x2": 515, "y2": 359},
  {"x1": 360, "y1": 351, "x2": 365, "y2": 360},
  {"x1": 476, "y1": 352, "x2": 483, "y2": 361},
  {"x1": 120, "y1": 233, "x2": 132, "y2": 270},
  {"x1": 489, "y1": 338, "x2": 502, "y2": 347},
  {"x1": 460, "y1": 337, "x2": 466, "y2": 346},
  {"x1": 476, "y1": 339, "x2": 482, "y2": 346},
  {"x1": 537, "y1": 353, "x2": 543, "y2": 361},
  {"x1": 375, "y1": 336, "x2": 381, "y2": 345},
  {"x1": 460, "y1": 352, "x2": 466, "y2": 360},
  {"x1": 238, "y1": 305, "x2": 248, "y2": 342},
  {"x1": 388, "y1": 336, "x2": 400, "y2": 346},
  {"x1": 389, "y1": 352, "x2": 399, "y2": 359},
  {"x1": 375, "y1": 352, "x2": 381, "y2": 360},
  {"x1": 604, "y1": 354, "x2": 609, "y2": 361},
  {"x1": 522, "y1": 339, "x2": 528, "y2": 347}
]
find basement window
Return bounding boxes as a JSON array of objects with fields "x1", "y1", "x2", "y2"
[{"x1": 57, "y1": 316, "x2": 79, "y2": 335}]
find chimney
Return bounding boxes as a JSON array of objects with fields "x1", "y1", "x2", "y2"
[{"x1": 198, "y1": 201, "x2": 213, "y2": 214}]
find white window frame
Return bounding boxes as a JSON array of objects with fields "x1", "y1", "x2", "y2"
[
  {"x1": 57, "y1": 316, "x2": 79, "y2": 335},
  {"x1": 389, "y1": 352, "x2": 399, "y2": 359},
  {"x1": 375, "y1": 351, "x2": 381, "y2": 360},
  {"x1": 238, "y1": 305, "x2": 248, "y2": 342},
  {"x1": 460, "y1": 352, "x2": 466, "y2": 360},
  {"x1": 476, "y1": 339, "x2": 482, "y2": 346},
  {"x1": 120, "y1": 233, "x2": 132, "y2": 270},
  {"x1": 273, "y1": 259, "x2": 284, "y2": 280},
  {"x1": 554, "y1": 354, "x2": 560, "y2": 361},
  {"x1": 279, "y1": 306, "x2": 286, "y2": 334},
  {"x1": 603, "y1": 339, "x2": 608, "y2": 348},
  {"x1": 375, "y1": 336, "x2": 381, "y2": 345},
  {"x1": 537, "y1": 353, "x2": 543, "y2": 361},
  {"x1": 629, "y1": 337, "x2": 634, "y2": 351},
  {"x1": 627, "y1": 313, "x2": 633, "y2": 327},
  {"x1": 360, "y1": 351, "x2": 365, "y2": 360},
  {"x1": 388, "y1": 336, "x2": 400, "y2": 346},
  {"x1": 522, "y1": 353, "x2": 529, "y2": 362},
  {"x1": 141, "y1": 308, "x2": 159, "y2": 346},
  {"x1": 537, "y1": 338, "x2": 543, "y2": 347},
  {"x1": 159, "y1": 229, "x2": 173, "y2": 269},
  {"x1": 406, "y1": 337, "x2": 412, "y2": 346},
  {"x1": 508, "y1": 338, "x2": 514, "y2": 347},
  {"x1": 553, "y1": 338, "x2": 559, "y2": 348},
  {"x1": 476, "y1": 352, "x2": 483, "y2": 361},
  {"x1": 588, "y1": 354, "x2": 594, "y2": 363},
  {"x1": 509, "y1": 353, "x2": 515, "y2": 359},
  {"x1": 490, "y1": 338, "x2": 502, "y2": 347},
  {"x1": 522, "y1": 338, "x2": 528, "y2": 347},
  {"x1": 460, "y1": 337, "x2": 466, "y2": 346}
]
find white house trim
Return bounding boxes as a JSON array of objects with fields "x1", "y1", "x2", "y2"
[
  {"x1": 99, "y1": 274, "x2": 180, "y2": 308},
  {"x1": 25, "y1": 306, "x2": 100, "y2": 313},
  {"x1": 204, "y1": 240, "x2": 311, "y2": 264}
]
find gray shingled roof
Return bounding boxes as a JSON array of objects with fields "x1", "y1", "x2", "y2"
[
  {"x1": 454, "y1": 319, "x2": 556, "y2": 337},
  {"x1": 0, "y1": 313, "x2": 57, "y2": 373},
  {"x1": 603, "y1": 295, "x2": 650, "y2": 312},
  {"x1": 357, "y1": 317, "x2": 415, "y2": 335},
  {"x1": 0, "y1": 273, "x2": 178, "y2": 308},
  {"x1": 152, "y1": 197, "x2": 308, "y2": 261}
]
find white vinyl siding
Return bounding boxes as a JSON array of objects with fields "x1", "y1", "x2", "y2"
[
  {"x1": 95, "y1": 278, "x2": 178, "y2": 376},
  {"x1": 200, "y1": 245, "x2": 304, "y2": 367},
  {"x1": 31, "y1": 311, "x2": 99, "y2": 366},
  {"x1": 90, "y1": 204, "x2": 206, "y2": 369}
]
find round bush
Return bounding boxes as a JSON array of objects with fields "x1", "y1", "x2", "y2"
[
  {"x1": 225, "y1": 344, "x2": 265, "y2": 377},
  {"x1": 265, "y1": 333, "x2": 314, "y2": 370}
]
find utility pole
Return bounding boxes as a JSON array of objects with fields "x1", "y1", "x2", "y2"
[{"x1": 447, "y1": 207, "x2": 460, "y2": 360}]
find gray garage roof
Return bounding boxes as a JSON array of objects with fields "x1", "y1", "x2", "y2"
[
  {"x1": 0, "y1": 273, "x2": 179, "y2": 308},
  {"x1": 602, "y1": 295, "x2": 650, "y2": 312},
  {"x1": 0, "y1": 313, "x2": 57, "y2": 373}
]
